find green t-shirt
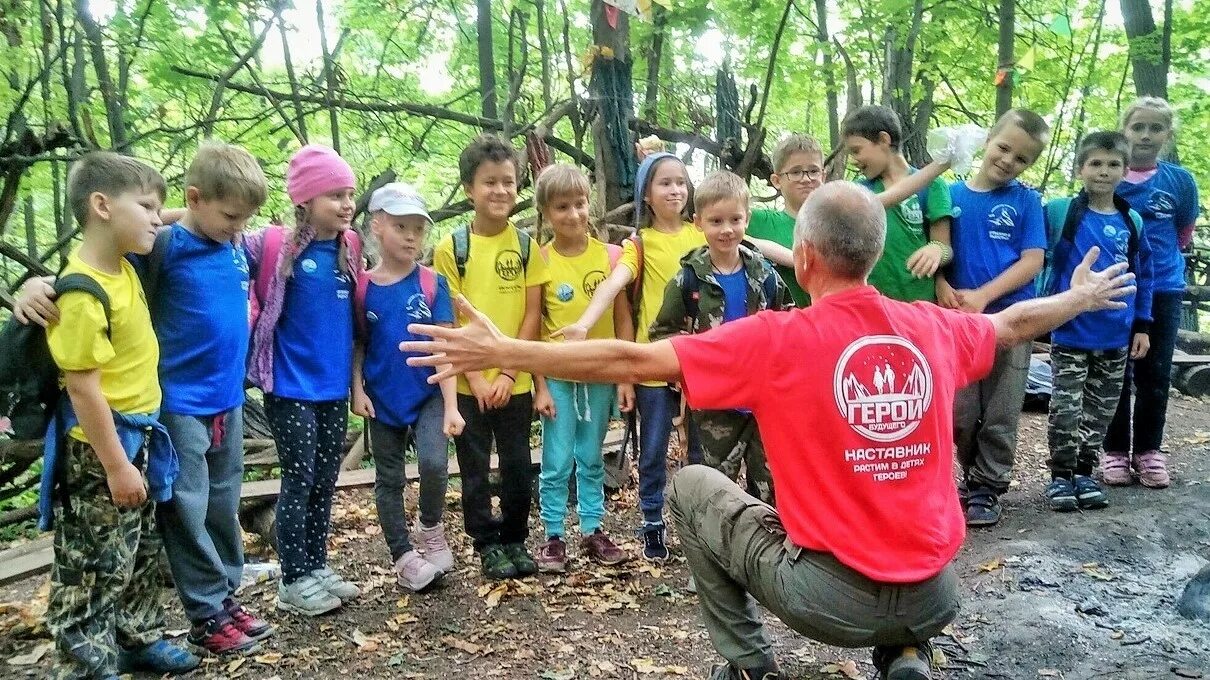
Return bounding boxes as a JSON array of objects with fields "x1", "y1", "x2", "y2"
[
  {"x1": 865, "y1": 174, "x2": 954, "y2": 302},
  {"x1": 746, "y1": 208, "x2": 809, "y2": 307}
]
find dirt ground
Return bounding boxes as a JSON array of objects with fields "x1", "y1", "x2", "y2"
[{"x1": 2, "y1": 395, "x2": 1208, "y2": 680}]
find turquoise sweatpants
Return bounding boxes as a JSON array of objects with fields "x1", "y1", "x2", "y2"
[{"x1": 539, "y1": 379, "x2": 616, "y2": 538}]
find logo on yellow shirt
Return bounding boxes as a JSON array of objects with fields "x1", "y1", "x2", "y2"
[
  {"x1": 495, "y1": 250, "x2": 524, "y2": 281},
  {"x1": 582, "y1": 269, "x2": 607, "y2": 298}
]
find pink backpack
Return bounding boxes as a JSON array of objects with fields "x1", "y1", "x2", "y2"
[
  {"x1": 354, "y1": 265, "x2": 438, "y2": 340},
  {"x1": 248, "y1": 225, "x2": 364, "y2": 331}
]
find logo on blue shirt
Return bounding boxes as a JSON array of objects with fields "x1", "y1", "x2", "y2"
[
  {"x1": 987, "y1": 204, "x2": 1017, "y2": 241},
  {"x1": 405, "y1": 293, "x2": 433, "y2": 321},
  {"x1": 556, "y1": 283, "x2": 575, "y2": 302},
  {"x1": 1147, "y1": 190, "x2": 1176, "y2": 219},
  {"x1": 300, "y1": 258, "x2": 317, "y2": 274}
]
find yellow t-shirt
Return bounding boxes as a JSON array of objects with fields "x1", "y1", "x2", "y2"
[
  {"x1": 619, "y1": 223, "x2": 706, "y2": 344},
  {"x1": 47, "y1": 252, "x2": 161, "y2": 442},
  {"x1": 541, "y1": 238, "x2": 618, "y2": 341},
  {"x1": 433, "y1": 223, "x2": 551, "y2": 395}
]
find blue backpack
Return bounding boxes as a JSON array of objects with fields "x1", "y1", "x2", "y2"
[{"x1": 1036, "y1": 193, "x2": 1143, "y2": 297}]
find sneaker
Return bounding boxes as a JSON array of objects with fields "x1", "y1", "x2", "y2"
[
  {"x1": 416, "y1": 522, "x2": 455, "y2": 572},
  {"x1": 957, "y1": 478, "x2": 970, "y2": 509},
  {"x1": 504, "y1": 543, "x2": 538, "y2": 576},
  {"x1": 964, "y1": 486, "x2": 1002, "y2": 526},
  {"x1": 312, "y1": 567, "x2": 361, "y2": 600},
  {"x1": 640, "y1": 523, "x2": 670, "y2": 561},
  {"x1": 1045, "y1": 477, "x2": 1078, "y2": 512},
  {"x1": 480, "y1": 544, "x2": 518, "y2": 580},
  {"x1": 708, "y1": 661, "x2": 783, "y2": 679},
  {"x1": 873, "y1": 643, "x2": 933, "y2": 680},
  {"x1": 186, "y1": 617, "x2": 259, "y2": 656},
  {"x1": 395, "y1": 550, "x2": 443, "y2": 592},
  {"x1": 537, "y1": 537, "x2": 568, "y2": 573},
  {"x1": 580, "y1": 530, "x2": 629, "y2": 566},
  {"x1": 1135, "y1": 450, "x2": 1171, "y2": 489},
  {"x1": 276, "y1": 574, "x2": 342, "y2": 616},
  {"x1": 117, "y1": 640, "x2": 201, "y2": 675},
  {"x1": 1101, "y1": 451, "x2": 1133, "y2": 486},
  {"x1": 224, "y1": 598, "x2": 273, "y2": 641},
  {"x1": 1072, "y1": 475, "x2": 1109, "y2": 509}
]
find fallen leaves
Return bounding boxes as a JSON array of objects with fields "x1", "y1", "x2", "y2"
[
  {"x1": 352, "y1": 629, "x2": 380, "y2": 652},
  {"x1": 630, "y1": 658, "x2": 689, "y2": 675},
  {"x1": 442, "y1": 635, "x2": 486, "y2": 656},
  {"x1": 1080, "y1": 562, "x2": 1117, "y2": 581},
  {"x1": 978, "y1": 557, "x2": 1004, "y2": 573},
  {"x1": 821, "y1": 659, "x2": 862, "y2": 679}
]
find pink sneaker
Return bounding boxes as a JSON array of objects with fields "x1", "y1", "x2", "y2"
[
  {"x1": 1101, "y1": 451, "x2": 1133, "y2": 486},
  {"x1": 415, "y1": 523, "x2": 455, "y2": 572},
  {"x1": 1134, "y1": 450, "x2": 1170, "y2": 489},
  {"x1": 394, "y1": 551, "x2": 442, "y2": 592}
]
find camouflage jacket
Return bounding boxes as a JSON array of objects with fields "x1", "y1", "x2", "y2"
[{"x1": 649, "y1": 243, "x2": 791, "y2": 341}]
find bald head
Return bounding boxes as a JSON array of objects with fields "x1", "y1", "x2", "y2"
[{"x1": 792, "y1": 181, "x2": 886, "y2": 280}]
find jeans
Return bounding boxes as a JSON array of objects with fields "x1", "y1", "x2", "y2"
[
  {"x1": 369, "y1": 394, "x2": 450, "y2": 561},
  {"x1": 635, "y1": 384, "x2": 702, "y2": 525},
  {"x1": 539, "y1": 380, "x2": 615, "y2": 538},
  {"x1": 1106, "y1": 290, "x2": 1182, "y2": 454},
  {"x1": 454, "y1": 393, "x2": 535, "y2": 551}
]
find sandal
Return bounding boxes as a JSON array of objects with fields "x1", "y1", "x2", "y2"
[
  {"x1": 1134, "y1": 450, "x2": 1170, "y2": 489},
  {"x1": 1100, "y1": 452, "x2": 1133, "y2": 486}
]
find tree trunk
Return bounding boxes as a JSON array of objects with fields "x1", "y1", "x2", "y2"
[
  {"x1": 881, "y1": 0, "x2": 927, "y2": 166},
  {"x1": 588, "y1": 0, "x2": 634, "y2": 210},
  {"x1": 641, "y1": 4, "x2": 666, "y2": 123},
  {"x1": 814, "y1": 0, "x2": 840, "y2": 151},
  {"x1": 316, "y1": 0, "x2": 341, "y2": 152},
  {"x1": 74, "y1": 0, "x2": 127, "y2": 148},
  {"x1": 1119, "y1": 0, "x2": 1167, "y2": 98},
  {"x1": 477, "y1": 0, "x2": 499, "y2": 121},
  {"x1": 995, "y1": 0, "x2": 1014, "y2": 118}
]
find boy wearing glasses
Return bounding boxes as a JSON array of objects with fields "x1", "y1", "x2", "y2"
[{"x1": 748, "y1": 135, "x2": 824, "y2": 307}]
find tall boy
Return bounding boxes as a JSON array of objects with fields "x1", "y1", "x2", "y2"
[
  {"x1": 942, "y1": 110, "x2": 1049, "y2": 526},
  {"x1": 1043, "y1": 131, "x2": 1152, "y2": 512},
  {"x1": 650, "y1": 171, "x2": 791, "y2": 506},
  {"x1": 746, "y1": 135, "x2": 823, "y2": 307},
  {"x1": 842, "y1": 105, "x2": 955, "y2": 302},
  {"x1": 433, "y1": 135, "x2": 550, "y2": 580},
  {"x1": 42, "y1": 152, "x2": 200, "y2": 678}
]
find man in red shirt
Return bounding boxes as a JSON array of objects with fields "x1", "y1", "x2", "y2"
[{"x1": 402, "y1": 182, "x2": 1135, "y2": 680}]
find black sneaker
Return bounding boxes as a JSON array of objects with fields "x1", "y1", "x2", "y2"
[
  {"x1": 1072, "y1": 475, "x2": 1109, "y2": 509},
  {"x1": 504, "y1": 543, "x2": 537, "y2": 576},
  {"x1": 480, "y1": 544, "x2": 517, "y2": 580},
  {"x1": 639, "y1": 523, "x2": 670, "y2": 561},
  {"x1": 873, "y1": 642, "x2": 933, "y2": 680},
  {"x1": 964, "y1": 486, "x2": 1002, "y2": 526},
  {"x1": 709, "y1": 660, "x2": 782, "y2": 679},
  {"x1": 1045, "y1": 477, "x2": 1078, "y2": 512}
]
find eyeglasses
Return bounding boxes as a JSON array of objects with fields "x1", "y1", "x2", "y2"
[{"x1": 778, "y1": 168, "x2": 823, "y2": 182}]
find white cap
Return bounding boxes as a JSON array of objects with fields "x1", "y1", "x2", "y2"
[{"x1": 368, "y1": 182, "x2": 432, "y2": 223}]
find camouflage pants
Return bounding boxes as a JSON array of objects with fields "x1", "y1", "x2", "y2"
[
  {"x1": 695, "y1": 409, "x2": 775, "y2": 505},
  {"x1": 1047, "y1": 346, "x2": 1128, "y2": 477},
  {"x1": 46, "y1": 438, "x2": 164, "y2": 679}
]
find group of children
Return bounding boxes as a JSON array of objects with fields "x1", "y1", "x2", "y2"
[{"x1": 21, "y1": 93, "x2": 1198, "y2": 677}]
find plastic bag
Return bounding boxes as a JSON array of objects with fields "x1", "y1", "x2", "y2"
[{"x1": 927, "y1": 124, "x2": 987, "y2": 174}]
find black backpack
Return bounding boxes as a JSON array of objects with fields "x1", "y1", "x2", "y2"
[{"x1": 0, "y1": 275, "x2": 112, "y2": 439}]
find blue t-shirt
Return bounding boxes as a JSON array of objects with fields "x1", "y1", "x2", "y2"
[
  {"x1": 1116, "y1": 161, "x2": 1199, "y2": 292},
  {"x1": 271, "y1": 238, "x2": 355, "y2": 400},
  {"x1": 716, "y1": 270, "x2": 749, "y2": 323},
  {"x1": 948, "y1": 180, "x2": 1047, "y2": 312},
  {"x1": 1052, "y1": 210, "x2": 1143, "y2": 350},
  {"x1": 362, "y1": 268, "x2": 454, "y2": 428},
  {"x1": 137, "y1": 224, "x2": 250, "y2": 415}
]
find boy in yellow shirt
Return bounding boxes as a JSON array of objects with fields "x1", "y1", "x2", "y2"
[
  {"x1": 43, "y1": 152, "x2": 200, "y2": 678},
  {"x1": 433, "y1": 135, "x2": 550, "y2": 580}
]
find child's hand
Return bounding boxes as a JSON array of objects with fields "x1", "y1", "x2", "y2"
[
  {"x1": 956, "y1": 289, "x2": 988, "y2": 314},
  {"x1": 487, "y1": 375, "x2": 514, "y2": 410},
  {"x1": 906, "y1": 243, "x2": 944, "y2": 279},
  {"x1": 13, "y1": 276, "x2": 58, "y2": 327},
  {"x1": 351, "y1": 390, "x2": 375, "y2": 419},
  {"x1": 552, "y1": 323, "x2": 588, "y2": 342},
  {"x1": 936, "y1": 277, "x2": 961, "y2": 309},
  {"x1": 617, "y1": 384, "x2": 635, "y2": 413},
  {"x1": 534, "y1": 389, "x2": 556, "y2": 419},
  {"x1": 1131, "y1": 333, "x2": 1150, "y2": 359},
  {"x1": 443, "y1": 407, "x2": 465, "y2": 437},
  {"x1": 467, "y1": 372, "x2": 493, "y2": 412},
  {"x1": 107, "y1": 461, "x2": 148, "y2": 508}
]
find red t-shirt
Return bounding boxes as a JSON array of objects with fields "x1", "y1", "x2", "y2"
[{"x1": 669, "y1": 285, "x2": 996, "y2": 583}]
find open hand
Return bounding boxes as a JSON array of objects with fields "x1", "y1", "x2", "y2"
[
  {"x1": 405, "y1": 296, "x2": 506, "y2": 384},
  {"x1": 1070, "y1": 247, "x2": 1135, "y2": 312},
  {"x1": 906, "y1": 243, "x2": 943, "y2": 278}
]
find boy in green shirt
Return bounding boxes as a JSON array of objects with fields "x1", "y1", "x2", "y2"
[
  {"x1": 746, "y1": 135, "x2": 822, "y2": 307},
  {"x1": 842, "y1": 105, "x2": 956, "y2": 302}
]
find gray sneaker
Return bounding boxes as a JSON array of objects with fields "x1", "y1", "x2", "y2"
[
  {"x1": 394, "y1": 550, "x2": 443, "y2": 592},
  {"x1": 276, "y1": 575, "x2": 342, "y2": 616},
  {"x1": 312, "y1": 567, "x2": 361, "y2": 600},
  {"x1": 415, "y1": 522, "x2": 455, "y2": 572}
]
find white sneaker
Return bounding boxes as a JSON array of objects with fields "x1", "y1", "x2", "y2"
[
  {"x1": 394, "y1": 550, "x2": 443, "y2": 592},
  {"x1": 276, "y1": 575, "x2": 342, "y2": 616},
  {"x1": 312, "y1": 567, "x2": 361, "y2": 601},
  {"x1": 416, "y1": 523, "x2": 455, "y2": 572}
]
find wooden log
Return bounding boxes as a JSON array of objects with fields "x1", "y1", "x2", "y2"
[{"x1": 1177, "y1": 330, "x2": 1210, "y2": 355}]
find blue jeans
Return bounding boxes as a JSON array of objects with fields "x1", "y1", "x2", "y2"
[
  {"x1": 635, "y1": 385, "x2": 702, "y2": 525},
  {"x1": 539, "y1": 380, "x2": 615, "y2": 538},
  {"x1": 1106, "y1": 290, "x2": 1181, "y2": 454}
]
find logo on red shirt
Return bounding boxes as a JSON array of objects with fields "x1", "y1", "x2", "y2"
[{"x1": 834, "y1": 335, "x2": 933, "y2": 442}]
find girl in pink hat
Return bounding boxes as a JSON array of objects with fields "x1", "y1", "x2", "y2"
[{"x1": 245, "y1": 144, "x2": 365, "y2": 616}]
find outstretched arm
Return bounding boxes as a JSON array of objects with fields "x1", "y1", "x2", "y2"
[
  {"x1": 559, "y1": 265, "x2": 634, "y2": 341},
  {"x1": 877, "y1": 160, "x2": 949, "y2": 207},
  {"x1": 404, "y1": 296, "x2": 683, "y2": 386}
]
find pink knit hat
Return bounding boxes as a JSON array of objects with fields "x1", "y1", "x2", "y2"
[{"x1": 286, "y1": 144, "x2": 356, "y2": 206}]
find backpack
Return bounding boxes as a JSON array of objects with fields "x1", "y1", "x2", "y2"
[
  {"x1": 678, "y1": 259, "x2": 781, "y2": 332},
  {"x1": 0, "y1": 275, "x2": 112, "y2": 440},
  {"x1": 140, "y1": 226, "x2": 175, "y2": 308},
  {"x1": 354, "y1": 266, "x2": 438, "y2": 340},
  {"x1": 624, "y1": 232, "x2": 645, "y2": 326},
  {"x1": 249, "y1": 225, "x2": 363, "y2": 331},
  {"x1": 537, "y1": 242, "x2": 623, "y2": 274},
  {"x1": 451, "y1": 225, "x2": 531, "y2": 280},
  {"x1": 1036, "y1": 194, "x2": 1142, "y2": 297}
]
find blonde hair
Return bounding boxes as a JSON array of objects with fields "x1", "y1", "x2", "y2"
[
  {"x1": 186, "y1": 140, "x2": 268, "y2": 208},
  {"x1": 694, "y1": 170, "x2": 749, "y2": 214},
  {"x1": 772, "y1": 134, "x2": 823, "y2": 173},
  {"x1": 534, "y1": 163, "x2": 590, "y2": 211},
  {"x1": 67, "y1": 151, "x2": 166, "y2": 226},
  {"x1": 1121, "y1": 96, "x2": 1176, "y2": 132},
  {"x1": 989, "y1": 108, "x2": 1051, "y2": 146}
]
